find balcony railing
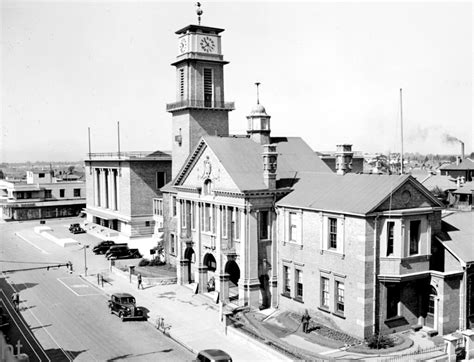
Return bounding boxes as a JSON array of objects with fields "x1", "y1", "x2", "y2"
[
  {"x1": 86, "y1": 151, "x2": 172, "y2": 161},
  {"x1": 166, "y1": 99, "x2": 235, "y2": 112}
]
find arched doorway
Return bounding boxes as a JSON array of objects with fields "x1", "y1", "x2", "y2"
[
  {"x1": 184, "y1": 246, "x2": 194, "y2": 284},
  {"x1": 426, "y1": 286, "x2": 437, "y2": 329},
  {"x1": 224, "y1": 260, "x2": 240, "y2": 286},
  {"x1": 203, "y1": 253, "x2": 216, "y2": 272}
]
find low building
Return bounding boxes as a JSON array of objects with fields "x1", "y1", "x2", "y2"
[
  {"x1": 84, "y1": 151, "x2": 171, "y2": 254},
  {"x1": 0, "y1": 170, "x2": 85, "y2": 220},
  {"x1": 439, "y1": 158, "x2": 474, "y2": 182}
]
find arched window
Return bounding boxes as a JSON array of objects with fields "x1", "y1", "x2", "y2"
[
  {"x1": 203, "y1": 179, "x2": 212, "y2": 195},
  {"x1": 203, "y1": 253, "x2": 216, "y2": 272}
]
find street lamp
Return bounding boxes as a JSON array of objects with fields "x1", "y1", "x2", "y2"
[{"x1": 81, "y1": 245, "x2": 90, "y2": 276}]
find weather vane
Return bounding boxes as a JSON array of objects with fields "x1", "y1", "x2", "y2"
[
  {"x1": 255, "y1": 82, "x2": 261, "y2": 104},
  {"x1": 196, "y1": 2, "x2": 203, "y2": 25}
]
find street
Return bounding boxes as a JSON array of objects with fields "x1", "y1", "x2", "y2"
[{"x1": 0, "y1": 218, "x2": 193, "y2": 361}]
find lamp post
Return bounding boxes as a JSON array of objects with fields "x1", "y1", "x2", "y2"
[{"x1": 82, "y1": 245, "x2": 90, "y2": 276}]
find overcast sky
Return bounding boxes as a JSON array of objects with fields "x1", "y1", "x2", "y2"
[{"x1": 1, "y1": 1, "x2": 472, "y2": 162}]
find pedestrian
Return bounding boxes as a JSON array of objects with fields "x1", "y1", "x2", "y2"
[
  {"x1": 11, "y1": 292, "x2": 20, "y2": 311},
  {"x1": 301, "y1": 309, "x2": 311, "y2": 334},
  {"x1": 137, "y1": 273, "x2": 143, "y2": 289}
]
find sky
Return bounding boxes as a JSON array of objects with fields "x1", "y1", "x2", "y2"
[{"x1": 1, "y1": 1, "x2": 472, "y2": 162}]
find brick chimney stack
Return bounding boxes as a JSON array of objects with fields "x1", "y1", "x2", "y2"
[
  {"x1": 262, "y1": 144, "x2": 278, "y2": 189},
  {"x1": 335, "y1": 144, "x2": 353, "y2": 175}
]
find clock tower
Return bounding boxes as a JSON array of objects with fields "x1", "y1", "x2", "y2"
[{"x1": 167, "y1": 21, "x2": 234, "y2": 177}]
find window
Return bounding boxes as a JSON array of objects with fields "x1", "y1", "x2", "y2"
[
  {"x1": 156, "y1": 172, "x2": 167, "y2": 189},
  {"x1": 232, "y1": 208, "x2": 240, "y2": 240},
  {"x1": 203, "y1": 68, "x2": 213, "y2": 107},
  {"x1": 328, "y1": 217, "x2": 337, "y2": 249},
  {"x1": 204, "y1": 203, "x2": 211, "y2": 232},
  {"x1": 222, "y1": 207, "x2": 228, "y2": 238},
  {"x1": 386, "y1": 284, "x2": 400, "y2": 319},
  {"x1": 45, "y1": 190, "x2": 52, "y2": 199},
  {"x1": 181, "y1": 201, "x2": 186, "y2": 228},
  {"x1": 59, "y1": 189, "x2": 65, "y2": 198},
  {"x1": 212, "y1": 205, "x2": 216, "y2": 234},
  {"x1": 73, "y1": 188, "x2": 81, "y2": 197},
  {"x1": 321, "y1": 277, "x2": 330, "y2": 309},
  {"x1": 203, "y1": 179, "x2": 212, "y2": 195},
  {"x1": 153, "y1": 199, "x2": 163, "y2": 216},
  {"x1": 259, "y1": 211, "x2": 269, "y2": 240},
  {"x1": 170, "y1": 234, "x2": 176, "y2": 255},
  {"x1": 295, "y1": 269, "x2": 303, "y2": 300},
  {"x1": 409, "y1": 220, "x2": 421, "y2": 255},
  {"x1": 179, "y1": 68, "x2": 185, "y2": 98},
  {"x1": 38, "y1": 173, "x2": 45, "y2": 178},
  {"x1": 191, "y1": 202, "x2": 196, "y2": 230},
  {"x1": 335, "y1": 281, "x2": 345, "y2": 314},
  {"x1": 172, "y1": 196, "x2": 177, "y2": 217},
  {"x1": 289, "y1": 212, "x2": 299, "y2": 242},
  {"x1": 386, "y1": 221, "x2": 395, "y2": 256},
  {"x1": 283, "y1": 266, "x2": 291, "y2": 295},
  {"x1": 145, "y1": 221, "x2": 150, "y2": 227}
]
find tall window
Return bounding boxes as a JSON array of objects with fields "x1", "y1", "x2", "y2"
[
  {"x1": 181, "y1": 201, "x2": 186, "y2": 228},
  {"x1": 153, "y1": 199, "x2": 163, "y2": 216},
  {"x1": 170, "y1": 233, "x2": 176, "y2": 255},
  {"x1": 295, "y1": 269, "x2": 303, "y2": 300},
  {"x1": 191, "y1": 202, "x2": 195, "y2": 230},
  {"x1": 156, "y1": 172, "x2": 167, "y2": 189},
  {"x1": 45, "y1": 190, "x2": 52, "y2": 199},
  {"x1": 321, "y1": 277, "x2": 330, "y2": 309},
  {"x1": 283, "y1": 266, "x2": 290, "y2": 295},
  {"x1": 212, "y1": 205, "x2": 216, "y2": 233},
  {"x1": 335, "y1": 281, "x2": 345, "y2": 314},
  {"x1": 203, "y1": 68, "x2": 213, "y2": 107},
  {"x1": 329, "y1": 218, "x2": 337, "y2": 249},
  {"x1": 232, "y1": 208, "x2": 240, "y2": 240},
  {"x1": 386, "y1": 221, "x2": 395, "y2": 256},
  {"x1": 204, "y1": 203, "x2": 211, "y2": 232},
  {"x1": 259, "y1": 211, "x2": 269, "y2": 240},
  {"x1": 172, "y1": 196, "x2": 177, "y2": 217},
  {"x1": 179, "y1": 68, "x2": 185, "y2": 98},
  {"x1": 73, "y1": 188, "x2": 81, "y2": 197},
  {"x1": 409, "y1": 220, "x2": 421, "y2": 255},
  {"x1": 387, "y1": 284, "x2": 400, "y2": 318},
  {"x1": 59, "y1": 189, "x2": 65, "y2": 198},
  {"x1": 289, "y1": 212, "x2": 299, "y2": 242},
  {"x1": 203, "y1": 179, "x2": 212, "y2": 195}
]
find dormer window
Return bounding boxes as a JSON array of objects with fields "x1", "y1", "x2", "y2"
[{"x1": 203, "y1": 179, "x2": 212, "y2": 195}]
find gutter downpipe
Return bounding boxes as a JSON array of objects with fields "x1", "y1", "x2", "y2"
[{"x1": 373, "y1": 214, "x2": 381, "y2": 336}]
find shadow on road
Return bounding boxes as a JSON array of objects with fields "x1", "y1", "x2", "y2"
[{"x1": 45, "y1": 348, "x2": 86, "y2": 361}]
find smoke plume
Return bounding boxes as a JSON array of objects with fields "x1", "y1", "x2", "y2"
[{"x1": 443, "y1": 133, "x2": 462, "y2": 144}]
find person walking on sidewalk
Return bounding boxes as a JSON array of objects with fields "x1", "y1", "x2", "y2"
[
  {"x1": 11, "y1": 292, "x2": 20, "y2": 312},
  {"x1": 137, "y1": 273, "x2": 143, "y2": 289},
  {"x1": 301, "y1": 309, "x2": 311, "y2": 333}
]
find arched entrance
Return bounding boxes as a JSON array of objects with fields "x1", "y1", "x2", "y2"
[
  {"x1": 203, "y1": 253, "x2": 216, "y2": 272},
  {"x1": 184, "y1": 246, "x2": 194, "y2": 284},
  {"x1": 224, "y1": 260, "x2": 240, "y2": 286},
  {"x1": 426, "y1": 286, "x2": 438, "y2": 329}
]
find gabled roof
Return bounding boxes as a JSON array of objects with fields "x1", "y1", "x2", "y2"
[
  {"x1": 419, "y1": 174, "x2": 457, "y2": 191},
  {"x1": 439, "y1": 158, "x2": 474, "y2": 171},
  {"x1": 174, "y1": 136, "x2": 331, "y2": 192},
  {"x1": 277, "y1": 173, "x2": 442, "y2": 215},
  {"x1": 438, "y1": 211, "x2": 474, "y2": 264},
  {"x1": 453, "y1": 181, "x2": 474, "y2": 195}
]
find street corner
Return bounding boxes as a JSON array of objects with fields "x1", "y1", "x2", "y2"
[{"x1": 57, "y1": 276, "x2": 103, "y2": 296}]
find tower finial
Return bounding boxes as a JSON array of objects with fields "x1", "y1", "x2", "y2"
[
  {"x1": 255, "y1": 82, "x2": 261, "y2": 104},
  {"x1": 196, "y1": 2, "x2": 203, "y2": 25}
]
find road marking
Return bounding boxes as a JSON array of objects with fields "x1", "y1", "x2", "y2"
[
  {"x1": 57, "y1": 277, "x2": 101, "y2": 296},
  {"x1": 15, "y1": 232, "x2": 49, "y2": 255}
]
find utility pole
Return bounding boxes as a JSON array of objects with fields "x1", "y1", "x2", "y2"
[
  {"x1": 82, "y1": 245, "x2": 90, "y2": 276},
  {"x1": 399, "y1": 88, "x2": 404, "y2": 175}
]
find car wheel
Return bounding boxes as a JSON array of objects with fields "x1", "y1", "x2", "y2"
[
  {"x1": 119, "y1": 312, "x2": 124, "y2": 321},
  {"x1": 109, "y1": 307, "x2": 113, "y2": 314}
]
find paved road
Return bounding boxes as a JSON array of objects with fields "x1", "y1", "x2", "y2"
[{"x1": 0, "y1": 218, "x2": 194, "y2": 361}]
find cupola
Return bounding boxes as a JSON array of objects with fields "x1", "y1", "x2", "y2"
[{"x1": 247, "y1": 83, "x2": 271, "y2": 145}]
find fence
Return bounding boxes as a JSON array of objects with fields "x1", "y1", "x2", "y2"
[{"x1": 382, "y1": 344, "x2": 446, "y2": 361}]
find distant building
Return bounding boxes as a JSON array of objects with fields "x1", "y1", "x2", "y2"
[
  {"x1": 84, "y1": 151, "x2": 171, "y2": 249},
  {"x1": 319, "y1": 145, "x2": 365, "y2": 174},
  {"x1": 439, "y1": 158, "x2": 474, "y2": 182},
  {"x1": 0, "y1": 170, "x2": 85, "y2": 220}
]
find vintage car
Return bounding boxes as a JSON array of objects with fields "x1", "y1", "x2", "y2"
[
  {"x1": 69, "y1": 223, "x2": 80, "y2": 232},
  {"x1": 92, "y1": 240, "x2": 116, "y2": 254},
  {"x1": 108, "y1": 293, "x2": 144, "y2": 321},
  {"x1": 71, "y1": 226, "x2": 86, "y2": 234},
  {"x1": 196, "y1": 349, "x2": 232, "y2": 362},
  {"x1": 107, "y1": 248, "x2": 142, "y2": 260}
]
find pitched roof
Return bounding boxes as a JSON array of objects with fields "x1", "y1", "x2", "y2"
[
  {"x1": 277, "y1": 172, "x2": 421, "y2": 214},
  {"x1": 453, "y1": 181, "x2": 474, "y2": 195},
  {"x1": 439, "y1": 211, "x2": 474, "y2": 264},
  {"x1": 188, "y1": 136, "x2": 331, "y2": 191},
  {"x1": 419, "y1": 174, "x2": 457, "y2": 191},
  {"x1": 439, "y1": 158, "x2": 474, "y2": 171}
]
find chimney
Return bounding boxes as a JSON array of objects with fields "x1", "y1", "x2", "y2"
[
  {"x1": 335, "y1": 144, "x2": 353, "y2": 175},
  {"x1": 262, "y1": 144, "x2": 278, "y2": 189},
  {"x1": 460, "y1": 141, "x2": 465, "y2": 161}
]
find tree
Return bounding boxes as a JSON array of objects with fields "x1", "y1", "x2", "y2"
[{"x1": 67, "y1": 166, "x2": 75, "y2": 175}]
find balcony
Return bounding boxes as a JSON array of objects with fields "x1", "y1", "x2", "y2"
[
  {"x1": 166, "y1": 99, "x2": 235, "y2": 112},
  {"x1": 379, "y1": 255, "x2": 431, "y2": 279},
  {"x1": 86, "y1": 150, "x2": 172, "y2": 161}
]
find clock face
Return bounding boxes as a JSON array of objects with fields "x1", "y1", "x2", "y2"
[
  {"x1": 179, "y1": 38, "x2": 187, "y2": 53},
  {"x1": 200, "y1": 36, "x2": 215, "y2": 53}
]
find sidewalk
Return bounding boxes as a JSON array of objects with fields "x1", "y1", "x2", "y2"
[{"x1": 82, "y1": 270, "x2": 291, "y2": 362}]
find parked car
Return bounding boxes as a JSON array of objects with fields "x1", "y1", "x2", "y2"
[
  {"x1": 107, "y1": 293, "x2": 144, "y2": 321},
  {"x1": 196, "y1": 349, "x2": 232, "y2": 362},
  {"x1": 71, "y1": 226, "x2": 86, "y2": 234},
  {"x1": 69, "y1": 223, "x2": 80, "y2": 232},
  {"x1": 105, "y1": 245, "x2": 129, "y2": 259},
  {"x1": 92, "y1": 240, "x2": 116, "y2": 254},
  {"x1": 108, "y1": 248, "x2": 142, "y2": 260}
]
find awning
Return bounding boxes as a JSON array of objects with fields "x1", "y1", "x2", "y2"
[{"x1": 83, "y1": 208, "x2": 128, "y2": 222}]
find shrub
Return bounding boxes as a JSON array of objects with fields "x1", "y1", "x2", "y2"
[
  {"x1": 149, "y1": 258, "x2": 165, "y2": 266},
  {"x1": 366, "y1": 333, "x2": 395, "y2": 349},
  {"x1": 138, "y1": 258, "x2": 150, "y2": 267}
]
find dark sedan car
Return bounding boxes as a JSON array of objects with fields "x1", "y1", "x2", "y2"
[
  {"x1": 71, "y1": 226, "x2": 86, "y2": 234},
  {"x1": 92, "y1": 240, "x2": 116, "y2": 254},
  {"x1": 108, "y1": 293, "x2": 144, "y2": 321},
  {"x1": 108, "y1": 248, "x2": 141, "y2": 260}
]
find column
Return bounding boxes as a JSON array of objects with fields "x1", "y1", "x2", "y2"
[
  {"x1": 95, "y1": 169, "x2": 101, "y2": 207},
  {"x1": 238, "y1": 207, "x2": 247, "y2": 305},
  {"x1": 443, "y1": 334, "x2": 458, "y2": 362},
  {"x1": 270, "y1": 209, "x2": 278, "y2": 308},
  {"x1": 100, "y1": 169, "x2": 107, "y2": 207},
  {"x1": 107, "y1": 169, "x2": 113, "y2": 210},
  {"x1": 104, "y1": 169, "x2": 109, "y2": 209},
  {"x1": 196, "y1": 202, "x2": 208, "y2": 293},
  {"x1": 114, "y1": 169, "x2": 119, "y2": 211},
  {"x1": 217, "y1": 205, "x2": 230, "y2": 303},
  {"x1": 176, "y1": 198, "x2": 187, "y2": 285},
  {"x1": 462, "y1": 329, "x2": 474, "y2": 360}
]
